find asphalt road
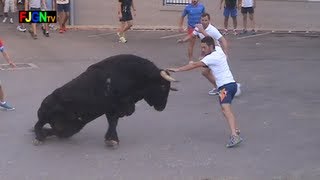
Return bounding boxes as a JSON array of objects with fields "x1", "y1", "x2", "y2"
[{"x1": 1, "y1": 24, "x2": 320, "y2": 180}]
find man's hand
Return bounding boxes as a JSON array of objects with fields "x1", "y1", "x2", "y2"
[{"x1": 195, "y1": 24, "x2": 204, "y2": 33}]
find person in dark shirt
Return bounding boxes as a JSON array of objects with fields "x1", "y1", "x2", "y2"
[
  {"x1": 220, "y1": 0, "x2": 238, "y2": 35},
  {"x1": 117, "y1": 0, "x2": 136, "y2": 43}
]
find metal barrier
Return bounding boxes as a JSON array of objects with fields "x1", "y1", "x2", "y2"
[{"x1": 163, "y1": 0, "x2": 190, "y2": 5}]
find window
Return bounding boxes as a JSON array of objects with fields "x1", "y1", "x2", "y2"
[{"x1": 163, "y1": 0, "x2": 191, "y2": 5}]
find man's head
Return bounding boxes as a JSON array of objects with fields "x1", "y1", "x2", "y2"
[
  {"x1": 200, "y1": 36, "x2": 215, "y2": 56},
  {"x1": 191, "y1": 0, "x2": 199, "y2": 5},
  {"x1": 200, "y1": 13, "x2": 211, "y2": 29}
]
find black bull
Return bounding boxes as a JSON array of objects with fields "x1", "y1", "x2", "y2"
[{"x1": 33, "y1": 54, "x2": 177, "y2": 147}]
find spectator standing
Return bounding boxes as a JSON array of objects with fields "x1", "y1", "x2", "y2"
[
  {"x1": 178, "y1": 0, "x2": 205, "y2": 63},
  {"x1": 239, "y1": 0, "x2": 256, "y2": 34},
  {"x1": 220, "y1": 0, "x2": 238, "y2": 35},
  {"x1": 56, "y1": 0, "x2": 69, "y2": 33},
  {"x1": 2, "y1": 0, "x2": 16, "y2": 24},
  {"x1": 117, "y1": 0, "x2": 136, "y2": 43},
  {"x1": 0, "y1": 38, "x2": 16, "y2": 111}
]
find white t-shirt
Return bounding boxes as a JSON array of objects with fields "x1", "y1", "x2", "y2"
[
  {"x1": 29, "y1": 0, "x2": 41, "y2": 8},
  {"x1": 242, "y1": 0, "x2": 254, "y2": 7},
  {"x1": 56, "y1": 0, "x2": 69, "y2": 5},
  {"x1": 201, "y1": 46, "x2": 235, "y2": 88},
  {"x1": 193, "y1": 24, "x2": 222, "y2": 46}
]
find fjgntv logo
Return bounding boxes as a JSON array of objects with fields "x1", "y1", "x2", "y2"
[{"x1": 19, "y1": 11, "x2": 57, "y2": 23}]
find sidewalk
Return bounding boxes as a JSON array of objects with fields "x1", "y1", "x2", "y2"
[{"x1": 73, "y1": 0, "x2": 320, "y2": 31}]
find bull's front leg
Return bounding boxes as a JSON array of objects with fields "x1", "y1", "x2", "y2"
[{"x1": 104, "y1": 114, "x2": 119, "y2": 148}]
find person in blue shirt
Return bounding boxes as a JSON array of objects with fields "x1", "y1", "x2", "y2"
[{"x1": 178, "y1": 0, "x2": 205, "y2": 63}]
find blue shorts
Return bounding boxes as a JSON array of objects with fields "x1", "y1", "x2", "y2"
[
  {"x1": 223, "y1": 7, "x2": 237, "y2": 17},
  {"x1": 0, "y1": 46, "x2": 4, "y2": 53},
  {"x1": 218, "y1": 82, "x2": 237, "y2": 104}
]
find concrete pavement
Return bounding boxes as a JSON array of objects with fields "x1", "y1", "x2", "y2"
[{"x1": 1, "y1": 22, "x2": 320, "y2": 180}]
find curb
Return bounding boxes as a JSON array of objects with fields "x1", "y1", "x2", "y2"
[{"x1": 66, "y1": 25, "x2": 320, "y2": 34}]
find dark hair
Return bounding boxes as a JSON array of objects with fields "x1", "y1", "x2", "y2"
[
  {"x1": 201, "y1": 12, "x2": 210, "y2": 20},
  {"x1": 201, "y1": 36, "x2": 215, "y2": 47}
]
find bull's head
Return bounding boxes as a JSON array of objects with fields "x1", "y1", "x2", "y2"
[{"x1": 144, "y1": 70, "x2": 178, "y2": 111}]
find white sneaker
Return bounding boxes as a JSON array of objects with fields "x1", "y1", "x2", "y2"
[
  {"x1": 17, "y1": 25, "x2": 27, "y2": 32},
  {"x1": 2, "y1": 17, "x2": 7, "y2": 23},
  {"x1": 235, "y1": 83, "x2": 242, "y2": 97},
  {"x1": 208, "y1": 88, "x2": 219, "y2": 95},
  {"x1": 48, "y1": 24, "x2": 57, "y2": 30},
  {"x1": 119, "y1": 36, "x2": 127, "y2": 43},
  {"x1": 9, "y1": 18, "x2": 13, "y2": 24}
]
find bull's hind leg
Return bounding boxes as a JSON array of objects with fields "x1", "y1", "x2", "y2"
[
  {"x1": 53, "y1": 120, "x2": 85, "y2": 139},
  {"x1": 105, "y1": 115, "x2": 120, "y2": 148}
]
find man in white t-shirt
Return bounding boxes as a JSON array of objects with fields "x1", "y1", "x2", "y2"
[
  {"x1": 239, "y1": 0, "x2": 256, "y2": 34},
  {"x1": 177, "y1": 13, "x2": 229, "y2": 96},
  {"x1": 167, "y1": 36, "x2": 243, "y2": 148}
]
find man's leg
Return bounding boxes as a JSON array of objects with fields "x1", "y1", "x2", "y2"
[
  {"x1": 242, "y1": 13, "x2": 247, "y2": 32},
  {"x1": 188, "y1": 36, "x2": 196, "y2": 63},
  {"x1": 249, "y1": 12, "x2": 255, "y2": 32},
  {"x1": 0, "y1": 85, "x2": 4, "y2": 102},
  {"x1": 232, "y1": 16, "x2": 237, "y2": 30},
  {"x1": 118, "y1": 21, "x2": 125, "y2": 36},
  {"x1": 219, "y1": 83, "x2": 242, "y2": 147},
  {"x1": 29, "y1": 23, "x2": 37, "y2": 39},
  {"x1": 42, "y1": 23, "x2": 49, "y2": 37},
  {"x1": 0, "y1": 84, "x2": 15, "y2": 111},
  {"x1": 221, "y1": 103, "x2": 242, "y2": 147},
  {"x1": 122, "y1": 20, "x2": 133, "y2": 34},
  {"x1": 221, "y1": 104, "x2": 238, "y2": 136},
  {"x1": 2, "y1": 0, "x2": 8, "y2": 22},
  {"x1": 58, "y1": 9, "x2": 65, "y2": 32},
  {"x1": 223, "y1": 8, "x2": 230, "y2": 35},
  {"x1": 230, "y1": 8, "x2": 238, "y2": 34},
  {"x1": 62, "y1": 11, "x2": 70, "y2": 30},
  {"x1": 232, "y1": 16, "x2": 238, "y2": 35},
  {"x1": 118, "y1": 21, "x2": 128, "y2": 43},
  {"x1": 223, "y1": 16, "x2": 229, "y2": 35}
]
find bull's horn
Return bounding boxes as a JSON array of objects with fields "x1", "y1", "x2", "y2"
[{"x1": 160, "y1": 70, "x2": 177, "y2": 82}]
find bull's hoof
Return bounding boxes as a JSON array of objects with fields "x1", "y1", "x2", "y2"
[
  {"x1": 32, "y1": 139, "x2": 43, "y2": 146},
  {"x1": 105, "y1": 140, "x2": 119, "y2": 149}
]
